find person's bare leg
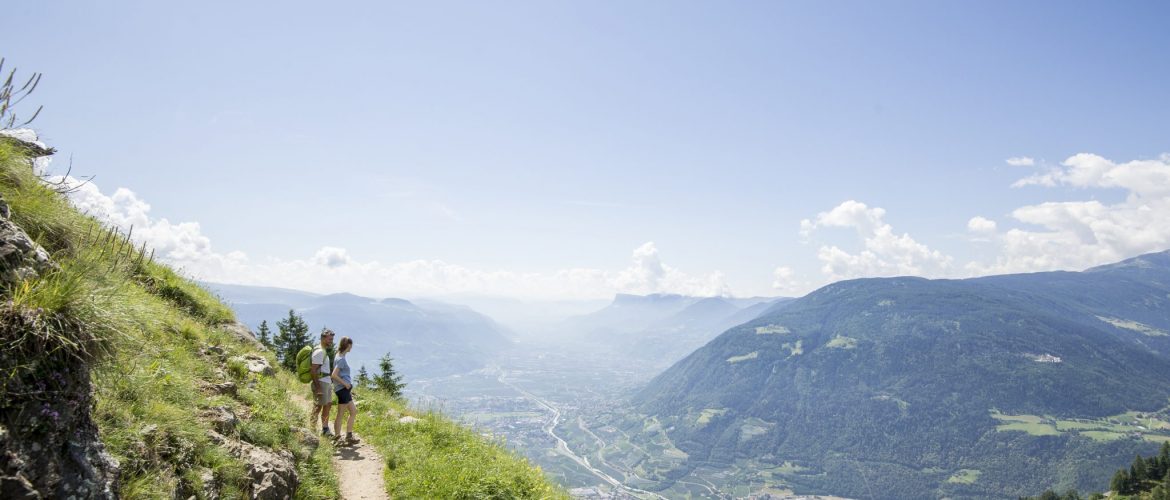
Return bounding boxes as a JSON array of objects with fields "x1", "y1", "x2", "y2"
[
  {"x1": 322, "y1": 403, "x2": 333, "y2": 433},
  {"x1": 346, "y1": 402, "x2": 357, "y2": 435},
  {"x1": 334, "y1": 404, "x2": 345, "y2": 437}
]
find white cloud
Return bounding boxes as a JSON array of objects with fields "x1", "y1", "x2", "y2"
[
  {"x1": 770, "y1": 266, "x2": 810, "y2": 296},
  {"x1": 1006, "y1": 156, "x2": 1035, "y2": 167},
  {"x1": 313, "y1": 247, "x2": 352, "y2": 268},
  {"x1": 970, "y1": 153, "x2": 1170, "y2": 274},
  {"x1": 967, "y1": 216, "x2": 997, "y2": 234},
  {"x1": 800, "y1": 200, "x2": 954, "y2": 282},
  {"x1": 47, "y1": 176, "x2": 728, "y2": 300}
]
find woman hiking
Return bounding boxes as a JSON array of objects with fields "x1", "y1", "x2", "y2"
[{"x1": 331, "y1": 336, "x2": 360, "y2": 445}]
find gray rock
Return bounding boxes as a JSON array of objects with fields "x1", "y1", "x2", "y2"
[
  {"x1": 398, "y1": 415, "x2": 421, "y2": 424},
  {"x1": 229, "y1": 354, "x2": 275, "y2": 377},
  {"x1": 222, "y1": 322, "x2": 263, "y2": 348},
  {"x1": 203, "y1": 406, "x2": 239, "y2": 435},
  {"x1": 0, "y1": 202, "x2": 54, "y2": 286},
  {"x1": 206, "y1": 381, "x2": 237, "y2": 397}
]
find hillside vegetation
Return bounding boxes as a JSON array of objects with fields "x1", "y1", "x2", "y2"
[
  {"x1": 636, "y1": 254, "x2": 1170, "y2": 498},
  {"x1": 0, "y1": 132, "x2": 564, "y2": 498}
]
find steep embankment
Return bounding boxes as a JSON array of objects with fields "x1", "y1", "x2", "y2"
[
  {"x1": 0, "y1": 132, "x2": 339, "y2": 498},
  {"x1": 636, "y1": 251, "x2": 1170, "y2": 499},
  {"x1": 0, "y1": 131, "x2": 565, "y2": 498}
]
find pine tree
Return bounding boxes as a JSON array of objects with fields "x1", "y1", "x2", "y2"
[
  {"x1": 374, "y1": 353, "x2": 406, "y2": 398},
  {"x1": 256, "y1": 320, "x2": 272, "y2": 350},
  {"x1": 356, "y1": 365, "x2": 371, "y2": 389},
  {"x1": 1134, "y1": 454, "x2": 1150, "y2": 485},
  {"x1": 1111, "y1": 469, "x2": 1131, "y2": 495},
  {"x1": 275, "y1": 309, "x2": 311, "y2": 371}
]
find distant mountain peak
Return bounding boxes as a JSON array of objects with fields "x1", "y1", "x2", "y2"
[{"x1": 1087, "y1": 249, "x2": 1170, "y2": 273}]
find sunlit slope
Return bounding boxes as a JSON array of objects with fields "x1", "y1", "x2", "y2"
[{"x1": 635, "y1": 251, "x2": 1170, "y2": 499}]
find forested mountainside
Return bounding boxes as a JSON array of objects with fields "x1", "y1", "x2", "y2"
[{"x1": 635, "y1": 251, "x2": 1170, "y2": 499}]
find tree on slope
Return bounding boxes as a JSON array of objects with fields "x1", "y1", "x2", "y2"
[
  {"x1": 356, "y1": 365, "x2": 371, "y2": 389},
  {"x1": 256, "y1": 320, "x2": 273, "y2": 350},
  {"x1": 374, "y1": 353, "x2": 405, "y2": 398},
  {"x1": 274, "y1": 310, "x2": 310, "y2": 371}
]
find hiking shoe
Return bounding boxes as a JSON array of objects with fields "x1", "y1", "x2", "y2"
[{"x1": 346, "y1": 435, "x2": 361, "y2": 445}]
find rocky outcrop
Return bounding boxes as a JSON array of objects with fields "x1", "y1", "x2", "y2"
[
  {"x1": 222, "y1": 321, "x2": 263, "y2": 348},
  {"x1": 230, "y1": 354, "x2": 276, "y2": 376},
  {"x1": 0, "y1": 137, "x2": 117, "y2": 499},
  {"x1": 0, "y1": 196, "x2": 53, "y2": 286},
  {"x1": 0, "y1": 295, "x2": 120, "y2": 500},
  {"x1": 209, "y1": 431, "x2": 298, "y2": 499}
]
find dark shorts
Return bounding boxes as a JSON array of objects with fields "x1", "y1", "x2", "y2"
[{"x1": 335, "y1": 386, "x2": 353, "y2": 405}]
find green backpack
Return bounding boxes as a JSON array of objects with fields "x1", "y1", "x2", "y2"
[
  {"x1": 296, "y1": 345, "x2": 315, "y2": 383},
  {"x1": 295, "y1": 345, "x2": 336, "y2": 384}
]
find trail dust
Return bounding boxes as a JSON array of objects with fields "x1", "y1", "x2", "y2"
[{"x1": 293, "y1": 393, "x2": 390, "y2": 500}]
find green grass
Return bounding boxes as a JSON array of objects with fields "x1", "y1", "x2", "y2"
[
  {"x1": 1081, "y1": 431, "x2": 1126, "y2": 442},
  {"x1": 946, "y1": 469, "x2": 981, "y2": 484},
  {"x1": 354, "y1": 391, "x2": 568, "y2": 499},
  {"x1": 0, "y1": 140, "x2": 336, "y2": 498},
  {"x1": 995, "y1": 422, "x2": 1061, "y2": 436}
]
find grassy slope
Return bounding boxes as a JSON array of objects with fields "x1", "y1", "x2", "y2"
[
  {"x1": 0, "y1": 138, "x2": 564, "y2": 498},
  {"x1": 355, "y1": 394, "x2": 568, "y2": 499}
]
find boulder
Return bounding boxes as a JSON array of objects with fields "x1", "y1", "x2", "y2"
[
  {"x1": 222, "y1": 322, "x2": 263, "y2": 348},
  {"x1": 398, "y1": 415, "x2": 421, "y2": 425},
  {"x1": 207, "y1": 431, "x2": 297, "y2": 499},
  {"x1": 205, "y1": 381, "x2": 237, "y2": 397},
  {"x1": 202, "y1": 406, "x2": 238, "y2": 435},
  {"x1": 229, "y1": 354, "x2": 275, "y2": 377}
]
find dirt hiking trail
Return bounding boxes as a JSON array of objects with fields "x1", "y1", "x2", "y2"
[{"x1": 293, "y1": 393, "x2": 390, "y2": 499}]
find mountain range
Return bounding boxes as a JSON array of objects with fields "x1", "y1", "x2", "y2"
[
  {"x1": 635, "y1": 250, "x2": 1170, "y2": 498},
  {"x1": 205, "y1": 283, "x2": 514, "y2": 378}
]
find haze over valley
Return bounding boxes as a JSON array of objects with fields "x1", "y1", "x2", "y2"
[{"x1": 210, "y1": 249, "x2": 1170, "y2": 498}]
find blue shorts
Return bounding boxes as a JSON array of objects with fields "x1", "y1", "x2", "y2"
[{"x1": 335, "y1": 386, "x2": 353, "y2": 405}]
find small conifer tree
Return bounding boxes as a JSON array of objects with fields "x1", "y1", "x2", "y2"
[
  {"x1": 256, "y1": 320, "x2": 272, "y2": 349},
  {"x1": 356, "y1": 365, "x2": 370, "y2": 389},
  {"x1": 274, "y1": 309, "x2": 311, "y2": 371},
  {"x1": 374, "y1": 353, "x2": 406, "y2": 398}
]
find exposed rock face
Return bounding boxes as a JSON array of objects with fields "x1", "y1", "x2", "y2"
[
  {"x1": 0, "y1": 141, "x2": 118, "y2": 498},
  {"x1": 0, "y1": 197, "x2": 53, "y2": 285},
  {"x1": 222, "y1": 321, "x2": 263, "y2": 348},
  {"x1": 209, "y1": 431, "x2": 298, "y2": 499}
]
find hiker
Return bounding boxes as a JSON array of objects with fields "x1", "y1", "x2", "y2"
[
  {"x1": 310, "y1": 328, "x2": 336, "y2": 436},
  {"x1": 331, "y1": 336, "x2": 360, "y2": 445}
]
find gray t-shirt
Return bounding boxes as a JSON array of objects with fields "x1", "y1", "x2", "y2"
[{"x1": 334, "y1": 355, "x2": 352, "y2": 387}]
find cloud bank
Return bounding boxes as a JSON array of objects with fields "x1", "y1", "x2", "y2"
[
  {"x1": 973, "y1": 153, "x2": 1170, "y2": 274},
  {"x1": 51, "y1": 176, "x2": 728, "y2": 300},
  {"x1": 792, "y1": 153, "x2": 1170, "y2": 290},
  {"x1": 46, "y1": 150, "x2": 1170, "y2": 301}
]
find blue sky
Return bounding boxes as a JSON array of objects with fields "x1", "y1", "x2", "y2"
[{"x1": 4, "y1": 1, "x2": 1170, "y2": 299}]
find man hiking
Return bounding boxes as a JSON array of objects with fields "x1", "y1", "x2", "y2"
[{"x1": 310, "y1": 328, "x2": 336, "y2": 436}]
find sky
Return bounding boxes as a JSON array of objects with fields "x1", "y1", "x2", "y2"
[{"x1": 4, "y1": 1, "x2": 1170, "y2": 301}]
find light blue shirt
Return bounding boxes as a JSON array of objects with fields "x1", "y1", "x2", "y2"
[{"x1": 334, "y1": 355, "x2": 352, "y2": 387}]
